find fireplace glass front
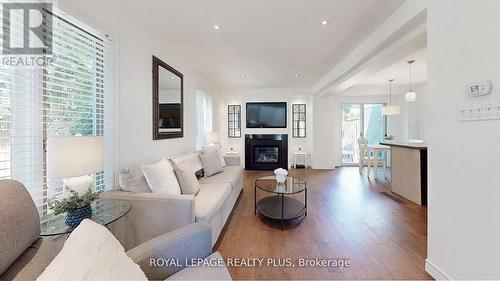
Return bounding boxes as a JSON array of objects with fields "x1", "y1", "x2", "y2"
[{"x1": 254, "y1": 147, "x2": 279, "y2": 163}]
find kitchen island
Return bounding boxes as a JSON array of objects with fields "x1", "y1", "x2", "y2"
[{"x1": 380, "y1": 141, "x2": 428, "y2": 205}]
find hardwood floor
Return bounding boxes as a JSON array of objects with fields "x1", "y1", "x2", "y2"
[{"x1": 215, "y1": 167, "x2": 431, "y2": 280}]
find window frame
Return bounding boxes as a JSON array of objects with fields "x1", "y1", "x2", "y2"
[
  {"x1": 227, "y1": 104, "x2": 241, "y2": 138},
  {"x1": 0, "y1": 7, "x2": 115, "y2": 216},
  {"x1": 292, "y1": 104, "x2": 306, "y2": 138},
  {"x1": 195, "y1": 90, "x2": 213, "y2": 150}
]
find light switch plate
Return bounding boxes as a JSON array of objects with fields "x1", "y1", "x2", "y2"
[{"x1": 458, "y1": 100, "x2": 500, "y2": 121}]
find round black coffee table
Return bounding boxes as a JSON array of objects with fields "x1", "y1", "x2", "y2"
[{"x1": 254, "y1": 175, "x2": 307, "y2": 229}]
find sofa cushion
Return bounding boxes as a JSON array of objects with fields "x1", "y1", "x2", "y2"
[
  {"x1": 199, "y1": 149, "x2": 224, "y2": 177},
  {"x1": 174, "y1": 163, "x2": 200, "y2": 195},
  {"x1": 0, "y1": 180, "x2": 40, "y2": 276},
  {"x1": 195, "y1": 183, "x2": 231, "y2": 222},
  {"x1": 170, "y1": 153, "x2": 203, "y2": 173},
  {"x1": 119, "y1": 169, "x2": 151, "y2": 193},
  {"x1": 203, "y1": 144, "x2": 226, "y2": 168},
  {"x1": 0, "y1": 238, "x2": 61, "y2": 281},
  {"x1": 198, "y1": 166, "x2": 243, "y2": 191},
  {"x1": 167, "y1": 252, "x2": 231, "y2": 280},
  {"x1": 142, "y1": 159, "x2": 181, "y2": 195}
]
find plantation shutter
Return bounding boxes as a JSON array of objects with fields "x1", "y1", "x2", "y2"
[
  {"x1": 0, "y1": 6, "x2": 114, "y2": 216},
  {"x1": 196, "y1": 90, "x2": 213, "y2": 150}
]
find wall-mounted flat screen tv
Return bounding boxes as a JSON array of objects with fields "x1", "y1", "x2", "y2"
[{"x1": 246, "y1": 102, "x2": 287, "y2": 128}]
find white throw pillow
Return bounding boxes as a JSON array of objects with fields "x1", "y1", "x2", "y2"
[
  {"x1": 204, "y1": 144, "x2": 226, "y2": 167},
  {"x1": 142, "y1": 159, "x2": 181, "y2": 194},
  {"x1": 174, "y1": 163, "x2": 200, "y2": 195},
  {"x1": 37, "y1": 219, "x2": 147, "y2": 281},
  {"x1": 200, "y1": 148, "x2": 224, "y2": 177},
  {"x1": 170, "y1": 153, "x2": 204, "y2": 173},
  {"x1": 119, "y1": 169, "x2": 151, "y2": 193}
]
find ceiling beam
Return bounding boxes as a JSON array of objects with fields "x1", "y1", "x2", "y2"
[{"x1": 312, "y1": 0, "x2": 427, "y2": 96}]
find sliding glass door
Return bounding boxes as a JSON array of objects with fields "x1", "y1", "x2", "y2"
[
  {"x1": 341, "y1": 103, "x2": 386, "y2": 165},
  {"x1": 341, "y1": 104, "x2": 362, "y2": 164}
]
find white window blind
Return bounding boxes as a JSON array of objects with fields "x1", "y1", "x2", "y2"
[
  {"x1": 0, "y1": 7, "x2": 114, "y2": 216},
  {"x1": 196, "y1": 90, "x2": 212, "y2": 150}
]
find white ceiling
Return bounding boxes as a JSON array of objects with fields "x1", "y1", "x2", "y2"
[
  {"x1": 121, "y1": 0, "x2": 405, "y2": 89},
  {"x1": 359, "y1": 48, "x2": 427, "y2": 86}
]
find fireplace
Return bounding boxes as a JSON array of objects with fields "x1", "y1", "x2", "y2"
[
  {"x1": 245, "y1": 134, "x2": 288, "y2": 170},
  {"x1": 254, "y1": 147, "x2": 279, "y2": 163}
]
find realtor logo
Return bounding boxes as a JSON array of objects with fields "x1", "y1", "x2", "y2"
[{"x1": 2, "y1": 2, "x2": 52, "y2": 55}]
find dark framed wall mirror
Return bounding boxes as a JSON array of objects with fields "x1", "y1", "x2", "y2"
[{"x1": 152, "y1": 55, "x2": 183, "y2": 140}]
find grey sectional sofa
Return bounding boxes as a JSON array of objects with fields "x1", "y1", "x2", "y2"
[{"x1": 0, "y1": 179, "x2": 231, "y2": 280}]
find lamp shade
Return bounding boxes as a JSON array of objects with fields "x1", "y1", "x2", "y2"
[
  {"x1": 381, "y1": 105, "x2": 401, "y2": 115},
  {"x1": 405, "y1": 91, "x2": 416, "y2": 102},
  {"x1": 47, "y1": 136, "x2": 103, "y2": 178},
  {"x1": 207, "y1": 132, "x2": 219, "y2": 143}
]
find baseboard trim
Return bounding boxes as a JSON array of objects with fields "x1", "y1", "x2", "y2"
[{"x1": 425, "y1": 259, "x2": 451, "y2": 280}]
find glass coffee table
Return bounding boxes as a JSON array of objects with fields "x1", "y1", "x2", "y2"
[
  {"x1": 40, "y1": 199, "x2": 132, "y2": 236},
  {"x1": 254, "y1": 175, "x2": 307, "y2": 229}
]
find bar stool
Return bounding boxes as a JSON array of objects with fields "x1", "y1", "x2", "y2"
[{"x1": 358, "y1": 138, "x2": 371, "y2": 175}]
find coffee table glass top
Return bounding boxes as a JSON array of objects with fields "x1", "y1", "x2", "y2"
[
  {"x1": 40, "y1": 199, "x2": 132, "y2": 236},
  {"x1": 255, "y1": 175, "x2": 306, "y2": 194}
]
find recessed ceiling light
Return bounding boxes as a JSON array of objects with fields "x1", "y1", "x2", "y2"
[
  {"x1": 294, "y1": 73, "x2": 300, "y2": 78},
  {"x1": 170, "y1": 76, "x2": 175, "y2": 79},
  {"x1": 321, "y1": 20, "x2": 329, "y2": 25},
  {"x1": 213, "y1": 25, "x2": 220, "y2": 30},
  {"x1": 240, "y1": 74, "x2": 246, "y2": 79}
]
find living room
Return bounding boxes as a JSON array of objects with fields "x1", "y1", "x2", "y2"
[{"x1": 1, "y1": 0, "x2": 499, "y2": 280}]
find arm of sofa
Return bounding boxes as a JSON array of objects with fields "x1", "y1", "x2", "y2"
[
  {"x1": 100, "y1": 191, "x2": 195, "y2": 250},
  {"x1": 126, "y1": 222, "x2": 212, "y2": 280}
]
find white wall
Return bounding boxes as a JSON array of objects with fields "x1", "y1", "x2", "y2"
[
  {"x1": 425, "y1": 0, "x2": 500, "y2": 279},
  {"x1": 214, "y1": 89, "x2": 313, "y2": 168},
  {"x1": 312, "y1": 94, "x2": 336, "y2": 169},
  {"x1": 58, "y1": 0, "x2": 217, "y2": 172},
  {"x1": 401, "y1": 83, "x2": 427, "y2": 141}
]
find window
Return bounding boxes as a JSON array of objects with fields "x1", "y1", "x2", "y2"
[
  {"x1": 196, "y1": 90, "x2": 212, "y2": 150},
  {"x1": 292, "y1": 104, "x2": 306, "y2": 138},
  {"x1": 0, "y1": 7, "x2": 114, "y2": 215},
  {"x1": 227, "y1": 105, "x2": 241, "y2": 138},
  {"x1": 341, "y1": 103, "x2": 386, "y2": 164}
]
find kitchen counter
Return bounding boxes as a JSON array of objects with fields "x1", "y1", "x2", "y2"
[
  {"x1": 381, "y1": 141, "x2": 428, "y2": 205},
  {"x1": 380, "y1": 141, "x2": 427, "y2": 150}
]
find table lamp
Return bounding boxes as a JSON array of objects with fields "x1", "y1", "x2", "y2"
[
  {"x1": 207, "y1": 131, "x2": 219, "y2": 144},
  {"x1": 47, "y1": 136, "x2": 103, "y2": 195}
]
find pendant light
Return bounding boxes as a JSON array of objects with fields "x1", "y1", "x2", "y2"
[
  {"x1": 405, "y1": 59, "x2": 416, "y2": 102},
  {"x1": 382, "y1": 79, "x2": 400, "y2": 115}
]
